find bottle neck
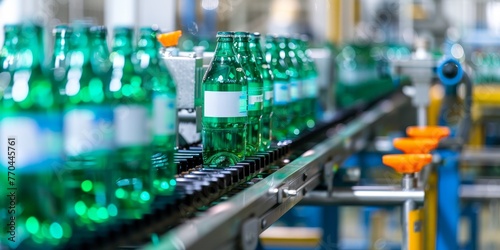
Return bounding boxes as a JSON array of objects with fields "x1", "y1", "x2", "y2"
[
  {"x1": 137, "y1": 34, "x2": 158, "y2": 56},
  {"x1": 267, "y1": 41, "x2": 281, "y2": 56},
  {"x1": 113, "y1": 34, "x2": 133, "y2": 55},
  {"x1": 2, "y1": 29, "x2": 19, "y2": 49},
  {"x1": 90, "y1": 35, "x2": 110, "y2": 64},
  {"x1": 233, "y1": 39, "x2": 250, "y2": 53},
  {"x1": 53, "y1": 34, "x2": 71, "y2": 56},
  {"x1": 138, "y1": 35, "x2": 156, "y2": 48},
  {"x1": 135, "y1": 33, "x2": 159, "y2": 69},
  {"x1": 17, "y1": 28, "x2": 41, "y2": 70},
  {"x1": 214, "y1": 39, "x2": 236, "y2": 58},
  {"x1": 249, "y1": 40, "x2": 264, "y2": 62},
  {"x1": 248, "y1": 40, "x2": 259, "y2": 51}
]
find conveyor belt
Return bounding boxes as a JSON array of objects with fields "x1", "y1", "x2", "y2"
[{"x1": 65, "y1": 89, "x2": 408, "y2": 250}]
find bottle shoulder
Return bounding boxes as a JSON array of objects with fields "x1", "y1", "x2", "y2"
[
  {"x1": 203, "y1": 61, "x2": 247, "y2": 86},
  {"x1": 2, "y1": 68, "x2": 62, "y2": 111}
]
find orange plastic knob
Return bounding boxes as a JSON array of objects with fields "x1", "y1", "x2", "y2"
[
  {"x1": 382, "y1": 154, "x2": 432, "y2": 174},
  {"x1": 393, "y1": 138, "x2": 439, "y2": 154},
  {"x1": 157, "y1": 30, "x2": 182, "y2": 47},
  {"x1": 406, "y1": 126, "x2": 450, "y2": 140}
]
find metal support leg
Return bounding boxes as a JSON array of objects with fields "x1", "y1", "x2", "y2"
[
  {"x1": 321, "y1": 206, "x2": 339, "y2": 250},
  {"x1": 402, "y1": 173, "x2": 418, "y2": 250},
  {"x1": 436, "y1": 150, "x2": 459, "y2": 250}
]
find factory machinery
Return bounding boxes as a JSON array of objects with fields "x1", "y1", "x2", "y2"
[{"x1": 57, "y1": 41, "x2": 500, "y2": 250}]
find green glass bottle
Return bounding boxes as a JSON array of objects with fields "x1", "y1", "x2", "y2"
[
  {"x1": 249, "y1": 32, "x2": 273, "y2": 150},
  {"x1": 61, "y1": 25, "x2": 117, "y2": 230},
  {"x1": 296, "y1": 36, "x2": 318, "y2": 128},
  {"x1": 233, "y1": 32, "x2": 263, "y2": 156},
  {"x1": 265, "y1": 35, "x2": 290, "y2": 141},
  {"x1": 335, "y1": 44, "x2": 394, "y2": 108},
  {"x1": 202, "y1": 31, "x2": 247, "y2": 168},
  {"x1": 280, "y1": 36, "x2": 302, "y2": 136},
  {"x1": 110, "y1": 27, "x2": 153, "y2": 218},
  {"x1": 0, "y1": 24, "x2": 20, "y2": 100},
  {"x1": 1, "y1": 24, "x2": 71, "y2": 249},
  {"x1": 0, "y1": 24, "x2": 19, "y2": 71},
  {"x1": 48, "y1": 25, "x2": 72, "y2": 96},
  {"x1": 133, "y1": 26, "x2": 177, "y2": 195}
]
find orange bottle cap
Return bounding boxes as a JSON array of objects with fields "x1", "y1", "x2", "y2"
[
  {"x1": 393, "y1": 138, "x2": 439, "y2": 154},
  {"x1": 382, "y1": 154, "x2": 432, "y2": 174},
  {"x1": 157, "y1": 30, "x2": 182, "y2": 47},
  {"x1": 406, "y1": 126, "x2": 450, "y2": 140}
]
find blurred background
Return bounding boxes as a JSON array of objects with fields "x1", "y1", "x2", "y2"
[{"x1": 0, "y1": 0, "x2": 492, "y2": 50}]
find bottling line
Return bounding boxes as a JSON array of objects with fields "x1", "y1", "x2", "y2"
[{"x1": 1, "y1": 0, "x2": 500, "y2": 250}]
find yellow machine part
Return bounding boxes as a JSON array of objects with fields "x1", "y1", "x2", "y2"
[
  {"x1": 259, "y1": 227, "x2": 321, "y2": 248},
  {"x1": 409, "y1": 208, "x2": 423, "y2": 250},
  {"x1": 427, "y1": 84, "x2": 444, "y2": 126},
  {"x1": 470, "y1": 84, "x2": 500, "y2": 146},
  {"x1": 424, "y1": 171, "x2": 437, "y2": 250}
]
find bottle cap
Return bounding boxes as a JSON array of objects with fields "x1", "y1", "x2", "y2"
[
  {"x1": 249, "y1": 32, "x2": 261, "y2": 38},
  {"x1": 157, "y1": 30, "x2": 182, "y2": 47},
  {"x1": 233, "y1": 31, "x2": 250, "y2": 38},
  {"x1": 4, "y1": 24, "x2": 20, "y2": 32},
  {"x1": 265, "y1": 34, "x2": 277, "y2": 41},
  {"x1": 140, "y1": 24, "x2": 160, "y2": 33},
  {"x1": 52, "y1": 24, "x2": 72, "y2": 35},
  {"x1": 113, "y1": 26, "x2": 133, "y2": 35},
  {"x1": 382, "y1": 154, "x2": 432, "y2": 174},
  {"x1": 90, "y1": 26, "x2": 107, "y2": 35},
  {"x1": 216, "y1": 31, "x2": 233, "y2": 38}
]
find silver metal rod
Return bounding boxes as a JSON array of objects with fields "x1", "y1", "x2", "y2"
[
  {"x1": 417, "y1": 105, "x2": 427, "y2": 126},
  {"x1": 301, "y1": 184, "x2": 500, "y2": 206},
  {"x1": 301, "y1": 188, "x2": 425, "y2": 206},
  {"x1": 460, "y1": 147, "x2": 500, "y2": 165},
  {"x1": 461, "y1": 184, "x2": 500, "y2": 200},
  {"x1": 402, "y1": 199, "x2": 415, "y2": 250},
  {"x1": 401, "y1": 173, "x2": 416, "y2": 250}
]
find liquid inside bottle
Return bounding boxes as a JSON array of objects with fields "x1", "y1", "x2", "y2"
[
  {"x1": 297, "y1": 36, "x2": 319, "y2": 129},
  {"x1": 61, "y1": 25, "x2": 118, "y2": 233},
  {"x1": 1, "y1": 23, "x2": 71, "y2": 249},
  {"x1": 280, "y1": 36, "x2": 303, "y2": 137},
  {"x1": 265, "y1": 35, "x2": 291, "y2": 141},
  {"x1": 249, "y1": 32, "x2": 274, "y2": 150},
  {"x1": 110, "y1": 27, "x2": 154, "y2": 219},
  {"x1": 233, "y1": 31, "x2": 263, "y2": 156},
  {"x1": 133, "y1": 26, "x2": 177, "y2": 195}
]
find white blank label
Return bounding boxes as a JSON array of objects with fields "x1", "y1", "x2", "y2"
[
  {"x1": 114, "y1": 105, "x2": 150, "y2": 146},
  {"x1": 204, "y1": 91, "x2": 247, "y2": 118}
]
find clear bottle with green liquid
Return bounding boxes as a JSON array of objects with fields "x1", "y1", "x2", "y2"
[
  {"x1": 133, "y1": 26, "x2": 177, "y2": 195},
  {"x1": 265, "y1": 35, "x2": 290, "y2": 141},
  {"x1": 280, "y1": 36, "x2": 303, "y2": 137},
  {"x1": 61, "y1": 25, "x2": 118, "y2": 230},
  {"x1": 110, "y1": 27, "x2": 154, "y2": 219},
  {"x1": 48, "y1": 25, "x2": 72, "y2": 96},
  {"x1": 202, "y1": 31, "x2": 247, "y2": 168},
  {"x1": 294, "y1": 36, "x2": 318, "y2": 129},
  {"x1": 233, "y1": 31, "x2": 263, "y2": 156},
  {"x1": 249, "y1": 32, "x2": 273, "y2": 150},
  {"x1": 0, "y1": 23, "x2": 71, "y2": 249}
]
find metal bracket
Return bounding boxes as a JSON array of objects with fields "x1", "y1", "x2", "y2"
[
  {"x1": 324, "y1": 160, "x2": 335, "y2": 197},
  {"x1": 268, "y1": 187, "x2": 283, "y2": 204}
]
